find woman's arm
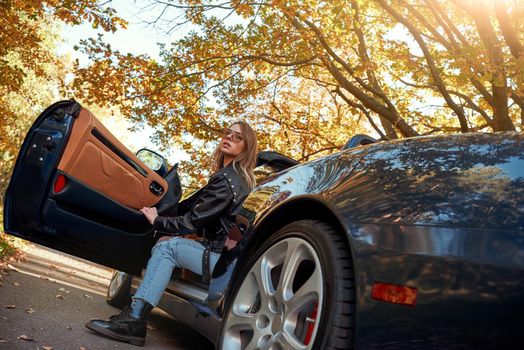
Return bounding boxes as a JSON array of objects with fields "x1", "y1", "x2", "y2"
[{"x1": 142, "y1": 175, "x2": 234, "y2": 236}]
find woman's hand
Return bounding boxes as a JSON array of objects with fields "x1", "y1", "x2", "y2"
[{"x1": 140, "y1": 207, "x2": 158, "y2": 225}]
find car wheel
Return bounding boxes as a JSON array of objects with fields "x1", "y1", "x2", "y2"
[
  {"x1": 106, "y1": 270, "x2": 132, "y2": 308},
  {"x1": 220, "y1": 220, "x2": 355, "y2": 349}
]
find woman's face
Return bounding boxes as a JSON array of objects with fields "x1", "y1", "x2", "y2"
[{"x1": 220, "y1": 123, "x2": 245, "y2": 159}]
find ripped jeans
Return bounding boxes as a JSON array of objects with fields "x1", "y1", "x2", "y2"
[{"x1": 133, "y1": 237, "x2": 220, "y2": 306}]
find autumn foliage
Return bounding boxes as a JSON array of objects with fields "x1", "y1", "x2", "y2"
[
  {"x1": 61, "y1": 0, "x2": 522, "y2": 184},
  {"x1": 0, "y1": 0, "x2": 125, "y2": 222},
  {"x1": 1, "y1": 0, "x2": 524, "y2": 189}
]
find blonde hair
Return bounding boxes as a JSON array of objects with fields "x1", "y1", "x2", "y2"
[{"x1": 211, "y1": 120, "x2": 258, "y2": 189}]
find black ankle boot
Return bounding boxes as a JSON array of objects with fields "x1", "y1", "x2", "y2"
[{"x1": 85, "y1": 298, "x2": 154, "y2": 346}]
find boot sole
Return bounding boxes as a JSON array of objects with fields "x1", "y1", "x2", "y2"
[{"x1": 85, "y1": 322, "x2": 145, "y2": 346}]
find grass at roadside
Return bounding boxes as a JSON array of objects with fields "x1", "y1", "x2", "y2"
[
  {"x1": 0, "y1": 232, "x2": 19, "y2": 261},
  {"x1": 0, "y1": 212, "x2": 26, "y2": 263}
]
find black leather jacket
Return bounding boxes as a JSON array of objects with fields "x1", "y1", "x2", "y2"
[{"x1": 153, "y1": 164, "x2": 250, "y2": 252}]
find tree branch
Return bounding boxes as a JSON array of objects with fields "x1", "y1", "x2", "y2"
[
  {"x1": 494, "y1": 0, "x2": 524, "y2": 59},
  {"x1": 452, "y1": 0, "x2": 514, "y2": 131},
  {"x1": 377, "y1": 0, "x2": 470, "y2": 132},
  {"x1": 424, "y1": 0, "x2": 494, "y2": 106},
  {"x1": 351, "y1": 0, "x2": 397, "y2": 139},
  {"x1": 448, "y1": 90, "x2": 493, "y2": 125},
  {"x1": 335, "y1": 87, "x2": 388, "y2": 140},
  {"x1": 242, "y1": 54, "x2": 318, "y2": 67},
  {"x1": 323, "y1": 54, "x2": 417, "y2": 136}
]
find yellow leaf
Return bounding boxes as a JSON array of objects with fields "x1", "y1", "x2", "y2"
[{"x1": 17, "y1": 335, "x2": 34, "y2": 341}]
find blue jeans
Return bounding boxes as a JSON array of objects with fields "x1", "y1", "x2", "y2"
[{"x1": 133, "y1": 237, "x2": 220, "y2": 306}]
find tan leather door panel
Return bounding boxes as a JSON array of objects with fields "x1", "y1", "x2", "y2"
[{"x1": 58, "y1": 108, "x2": 167, "y2": 209}]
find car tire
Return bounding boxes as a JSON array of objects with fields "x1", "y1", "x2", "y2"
[
  {"x1": 106, "y1": 270, "x2": 132, "y2": 308},
  {"x1": 219, "y1": 220, "x2": 355, "y2": 350}
]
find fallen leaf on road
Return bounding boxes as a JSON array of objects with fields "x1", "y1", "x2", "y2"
[
  {"x1": 80, "y1": 347, "x2": 86, "y2": 350},
  {"x1": 59, "y1": 287, "x2": 66, "y2": 292},
  {"x1": 13, "y1": 282, "x2": 20, "y2": 287},
  {"x1": 66, "y1": 326, "x2": 73, "y2": 330},
  {"x1": 0, "y1": 339, "x2": 6, "y2": 343},
  {"x1": 25, "y1": 308, "x2": 35, "y2": 314},
  {"x1": 5, "y1": 305, "x2": 16, "y2": 309},
  {"x1": 55, "y1": 294, "x2": 64, "y2": 299},
  {"x1": 0, "y1": 282, "x2": 3, "y2": 287},
  {"x1": 17, "y1": 335, "x2": 34, "y2": 341},
  {"x1": 83, "y1": 294, "x2": 93, "y2": 299},
  {"x1": 43, "y1": 346, "x2": 54, "y2": 350}
]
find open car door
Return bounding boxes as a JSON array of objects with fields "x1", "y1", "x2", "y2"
[{"x1": 4, "y1": 100, "x2": 169, "y2": 275}]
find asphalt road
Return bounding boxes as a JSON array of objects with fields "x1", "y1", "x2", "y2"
[{"x1": 0, "y1": 243, "x2": 213, "y2": 350}]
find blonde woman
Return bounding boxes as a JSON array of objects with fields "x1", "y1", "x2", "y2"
[{"x1": 86, "y1": 121, "x2": 258, "y2": 346}]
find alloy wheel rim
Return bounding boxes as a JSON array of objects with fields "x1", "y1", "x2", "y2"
[
  {"x1": 108, "y1": 271, "x2": 127, "y2": 298},
  {"x1": 222, "y1": 236, "x2": 324, "y2": 350}
]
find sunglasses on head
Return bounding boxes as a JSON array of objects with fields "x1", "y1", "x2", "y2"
[{"x1": 222, "y1": 128, "x2": 244, "y2": 143}]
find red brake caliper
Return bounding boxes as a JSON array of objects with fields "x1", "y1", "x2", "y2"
[{"x1": 304, "y1": 301, "x2": 318, "y2": 345}]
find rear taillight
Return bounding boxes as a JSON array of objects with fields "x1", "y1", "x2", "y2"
[
  {"x1": 371, "y1": 282, "x2": 418, "y2": 307},
  {"x1": 54, "y1": 174, "x2": 67, "y2": 193}
]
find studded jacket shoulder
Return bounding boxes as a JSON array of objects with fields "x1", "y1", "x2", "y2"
[{"x1": 152, "y1": 163, "x2": 250, "y2": 251}]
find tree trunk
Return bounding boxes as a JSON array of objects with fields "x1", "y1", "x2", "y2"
[
  {"x1": 377, "y1": 0, "x2": 470, "y2": 133},
  {"x1": 379, "y1": 117, "x2": 398, "y2": 139},
  {"x1": 466, "y1": 0, "x2": 515, "y2": 131},
  {"x1": 352, "y1": 0, "x2": 398, "y2": 140}
]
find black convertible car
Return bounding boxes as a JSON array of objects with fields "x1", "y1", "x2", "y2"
[{"x1": 4, "y1": 100, "x2": 524, "y2": 349}]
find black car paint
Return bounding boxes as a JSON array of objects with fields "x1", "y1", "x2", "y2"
[
  {"x1": 199, "y1": 132, "x2": 524, "y2": 348},
  {"x1": 4, "y1": 100, "x2": 78, "y2": 247}
]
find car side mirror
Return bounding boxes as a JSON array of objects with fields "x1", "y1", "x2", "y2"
[{"x1": 136, "y1": 149, "x2": 168, "y2": 176}]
